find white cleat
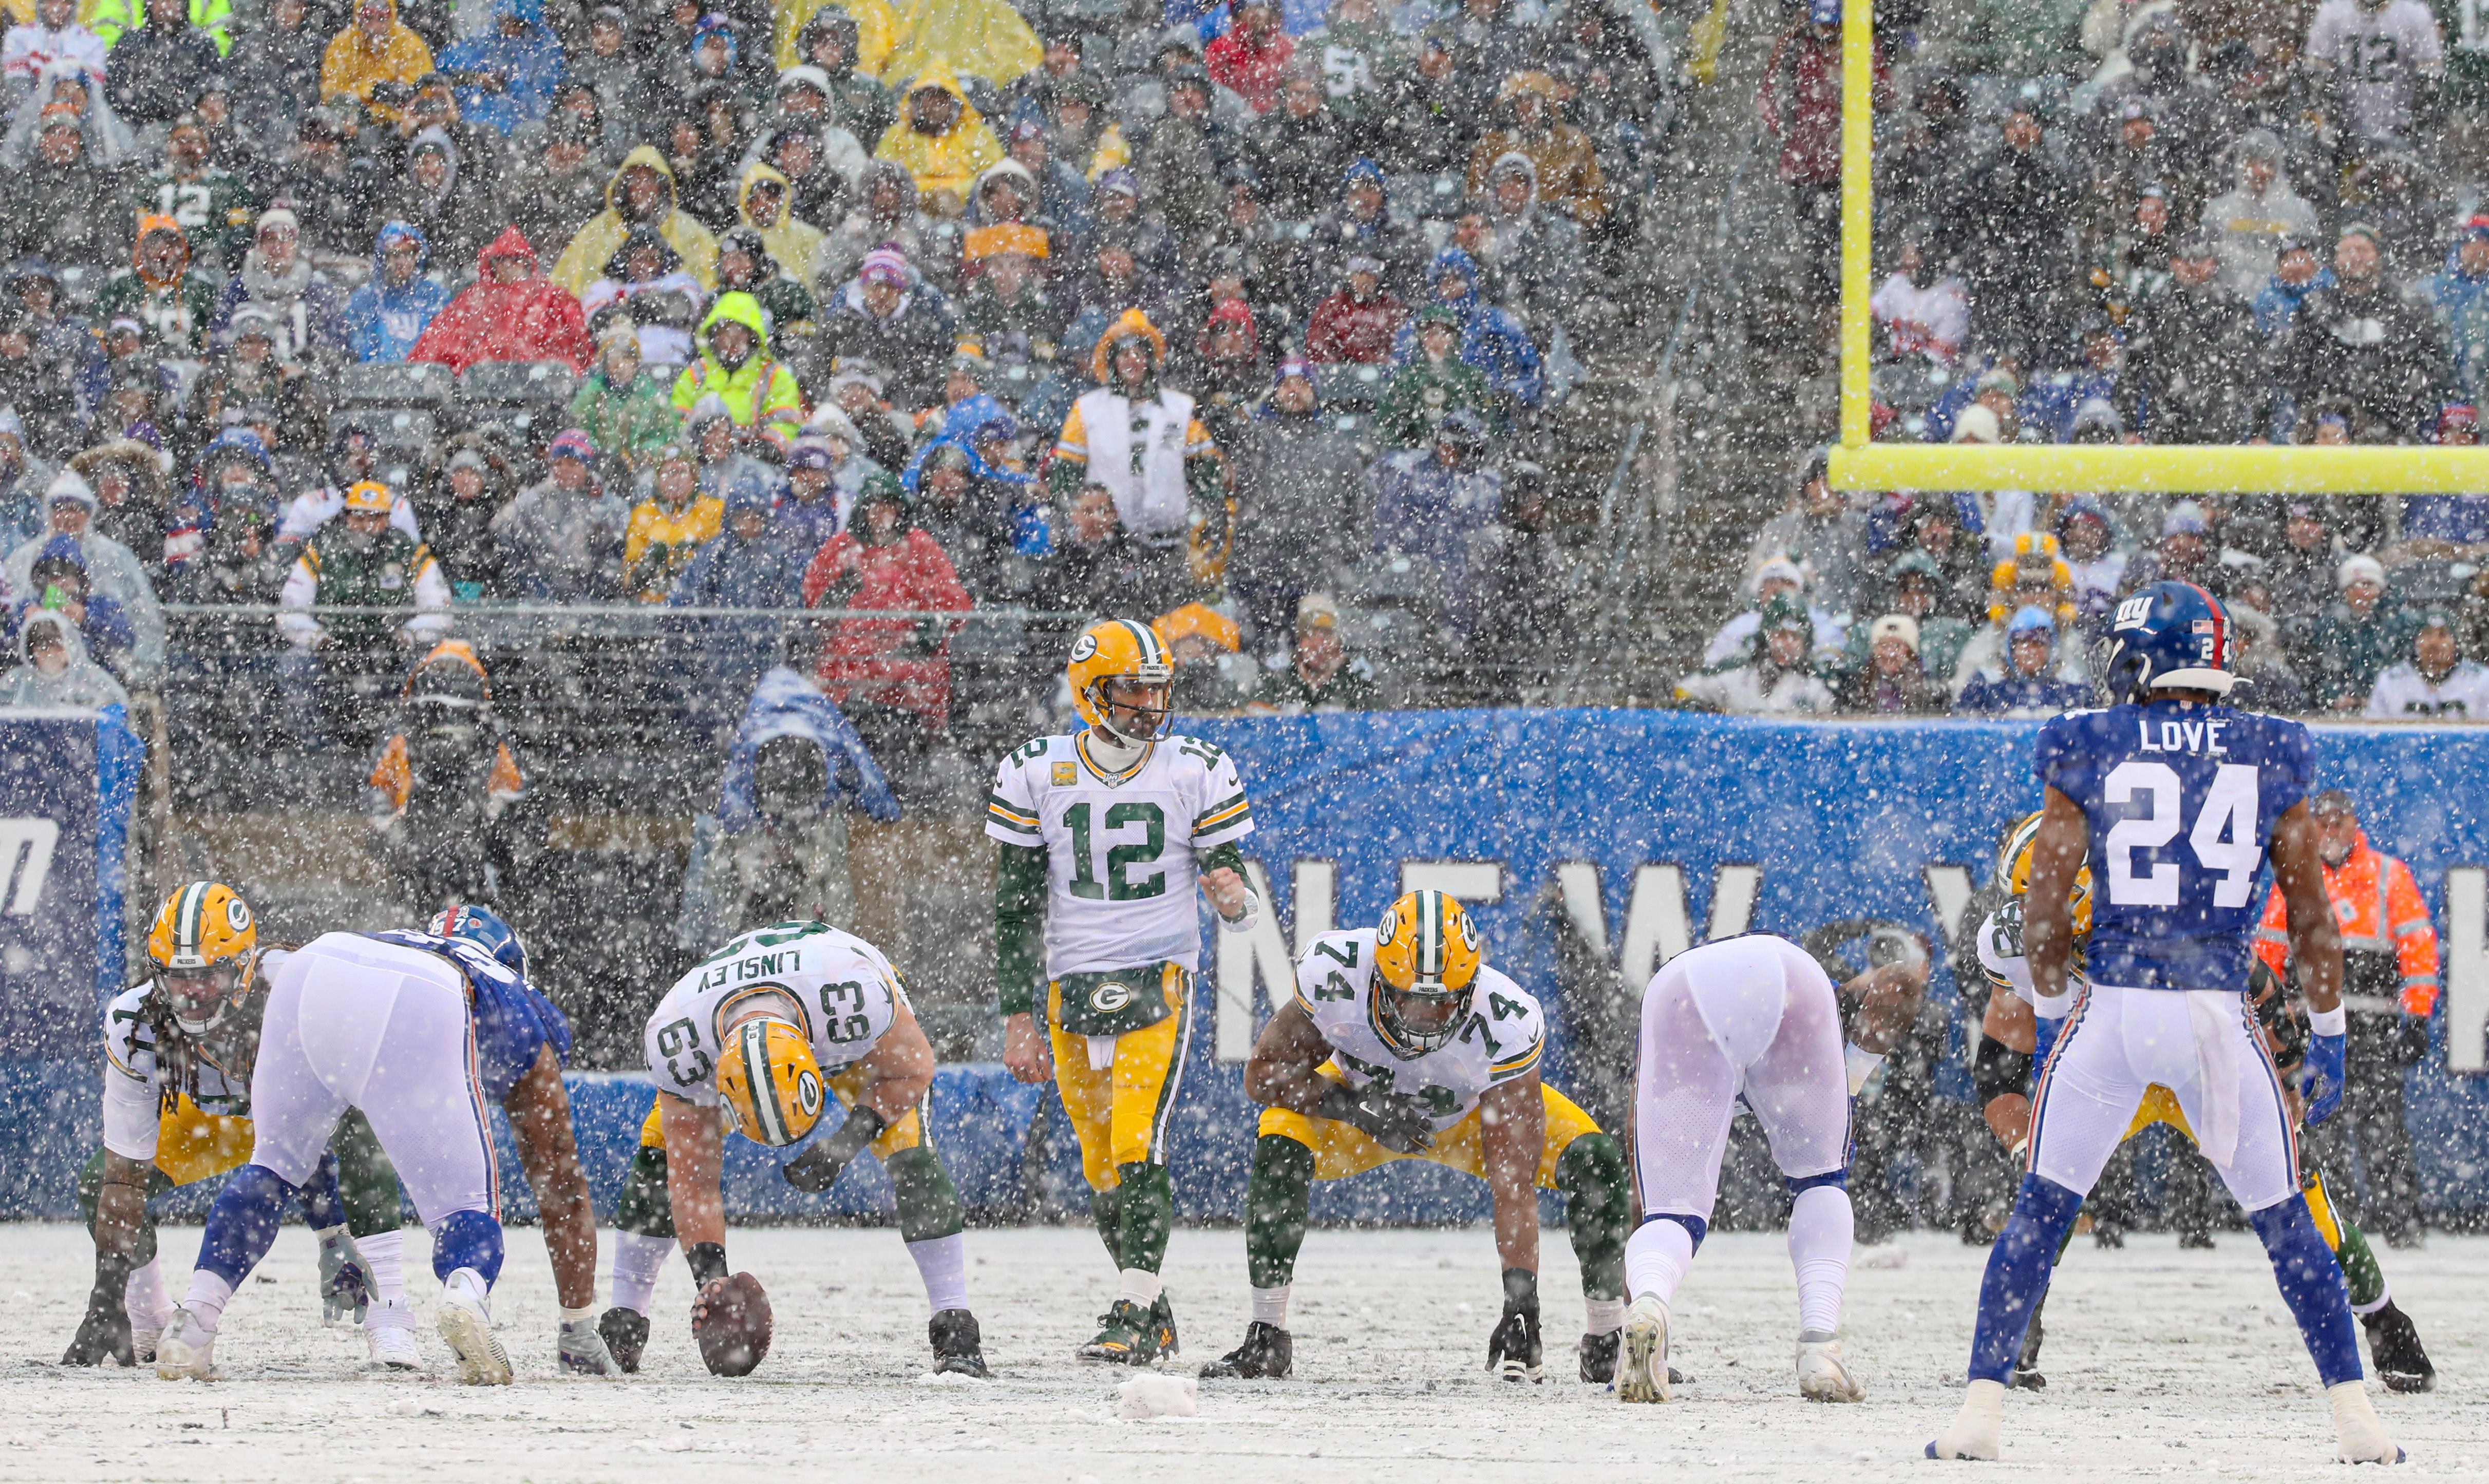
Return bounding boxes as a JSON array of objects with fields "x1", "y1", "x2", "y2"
[
  {"x1": 2329, "y1": 1381, "x2": 2404, "y2": 1464},
  {"x1": 366, "y1": 1301, "x2": 424, "y2": 1372},
  {"x1": 436, "y1": 1270, "x2": 512, "y2": 1386},
  {"x1": 1927, "y1": 1377, "x2": 2007, "y2": 1460},
  {"x1": 154, "y1": 1306, "x2": 215, "y2": 1381},
  {"x1": 1796, "y1": 1336, "x2": 1865, "y2": 1402},
  {"x1": 1616, "y1": 1296, "x2": 1671, "y2": 1403}
]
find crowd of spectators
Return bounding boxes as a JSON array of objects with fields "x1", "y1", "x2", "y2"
[
  {"x1": 1689, "y1": 0, "x2": 2489, "y2": 723},
  {"x1": 0, "y1": 0, "x2": 1674, "y2": 737}
]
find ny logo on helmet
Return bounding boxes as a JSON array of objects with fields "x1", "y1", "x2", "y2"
[{"x1": 2114, "y1": 594, "x2": 2154, "y2": 628}]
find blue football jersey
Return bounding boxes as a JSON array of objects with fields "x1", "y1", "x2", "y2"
[
  {"x1": 369, "y1": 928, "x2": 574, "y2": 1102},
  {"x1": 2033, "y1": 700, "x2": 2314, "y2": 993}
]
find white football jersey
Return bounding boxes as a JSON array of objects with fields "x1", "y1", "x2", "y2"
[
  {"x1": 98, "y1": 948, "x2": 295, "y2": 1162},
  {"x1": 1292, "y1": 928, "x2": 1545, "y2": 1131},
  {"x1": 985, "y1": 731, "x2": 1255, "y2": 977},
  {"x1": 1974, "y1": 903, "x2": 2090, "y2": 1011},
  {"x1": 644, "y1": 922, "x2": 908, "y2": 1106}
]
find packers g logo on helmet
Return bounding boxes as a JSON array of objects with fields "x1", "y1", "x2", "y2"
[
  {"x1": 1998, "y1": 811, "x2": 2094, "y2": 939},
  {"x1": 148, "y1": 882, "x2": 260, "y2": 1037},
  {"x1": 1067, "y1": 619, "x2": 1174, "y2": 746},
  {"x1": 716, "y1": 1014, "x2": 825, "y2": 1147},
  {"x1": 1371, "y1": 890, "x2": 1482, "y2": 1058}
]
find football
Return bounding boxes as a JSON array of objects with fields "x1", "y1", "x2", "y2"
[{"x1": 693, "y1": 1272, "x2": 774, "y2": 1377}]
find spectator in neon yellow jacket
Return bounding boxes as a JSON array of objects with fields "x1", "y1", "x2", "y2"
[
  {"x1": 669, "y1": 291, "x2": 805, "y2": 449},
  {"x1": 84, "y1": 0, "x2": 228, "y2": 53}
]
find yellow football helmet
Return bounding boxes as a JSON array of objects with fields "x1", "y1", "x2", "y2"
[
  {"x1": 1998, "y1": 811, "x2": 2093, "y2": 939},
  {"x1": 1067, "y1": 618, "x2": 1174, "y2": 746},
  {"x1": 342, "y1": 480, "x2": 393, "y2": 514},
  {"x1": 715, "y1": 1014, "x2": 825, "y2": 1147},
  {"x1": 147, "y1": 882, "x2": 260, "y2": 1036},
  {"x1": 1371, "y1": 890, "x2": 1483, "y2": 1057}
]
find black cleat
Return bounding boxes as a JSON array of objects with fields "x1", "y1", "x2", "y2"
[
  {"x1": 1198, "y1": 1321, "x2": 1292, "y2": 1380},
  {"x1": 597, "y1": 1306, "x2": 649, "y2": 1375},
  {"x1": 1079, "y1": 1300, "x2": 1159, "y2": 1365},
  {"x1": 2177, "y1": 1230, "x2": 2217, "y2": 1250},
  {"x1": 2361, "y1": 1302, "x2": 2435, "y2": 1393},
  {"x1": 1579, "y1": 1329, "x2": 1620, "y2": 1384},
  {"x1": 2011, "y1": 1308, "x2": 2046, "y2": 1391},
  {"x1": 2092, "y1": 1220, "x2": 2125, "y2": 1249},
  {"x1": 930, "y1": 1308, "x2": 991, "y2": 1379},
  {"x1": 1148, "y1": 1292, "x2": 1180, "y2": 1363}
]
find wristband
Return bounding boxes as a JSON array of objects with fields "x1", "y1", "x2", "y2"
[
  {"x1": 687, "y1": 1241, "x2": 730, "y2": 1287},
  {"x1": 1219, "y1": 889, "x2": 1262, "y2": 935},
  {"x1": 1843, "y1": 1041, "x2": 1886, "y2": 1096},
  {"x1": 2307, "y1": 1003, "x2": 2347, "y2": 1037}
]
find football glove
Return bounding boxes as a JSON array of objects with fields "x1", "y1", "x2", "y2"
[
  {"x1": 1485, "y1": 1267, "x2": 1543, "y2": 1383},
  {"x1": 782, "y1": 1106, "x2": 888, "y2": 1193},
  {"x1": 1316, "y1": 1080, "x2": 1434, "y2": 1154},
  {"x1": 2302, "y1": 1032, "x2": 2348, "y2": 1127},
  {"x1": 316, "y1": 1224, "x2": 374, "y2": 1325},
  {"x1": 61, "y1": 1251, "x2": 136, "y2": 1367}
]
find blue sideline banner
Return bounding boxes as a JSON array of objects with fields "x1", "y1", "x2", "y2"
[{"x1": 0, "y1": 708, "x2": 141, "y2": 1062}]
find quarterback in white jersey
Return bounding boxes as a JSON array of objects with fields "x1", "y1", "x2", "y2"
[
  {"x1": 989, "y1": 619, "x2": 1259, "y2": 1367},
  {"x1": 632, "y1": 920, "x2": 989, "y2": 1379},
  {"x1": 1199, "y1": 891, "x2": 1633, "y2": 1387}
]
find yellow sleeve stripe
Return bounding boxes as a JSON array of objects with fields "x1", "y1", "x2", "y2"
[
  {"x1": 1192, "y1": 798, "x2": 1253, "y2": 834},
  {"x1": 1491, "y1": 1040, "x2": 1544, "y2": 1076},
  {"x1": 986, "y1": 801, "x2": 1042, "y2": 835}
]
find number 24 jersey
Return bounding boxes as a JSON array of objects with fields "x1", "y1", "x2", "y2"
[
  {"x1": 985, "y1": 732, "x2": 1255, "y2": 978},
  {"x1": 2035, "y1": 700, "x2": 2313, "y2": 993},
  {"x1": 1293, "y1": 928, "x2": 1545, "y2": 1131},
  {"x1": 643, "y1": 922, "x2": 908, "y2": 1107}
]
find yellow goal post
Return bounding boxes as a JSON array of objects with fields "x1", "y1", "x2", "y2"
[{"x1": 1824, "y1": 4, "x2": 2489, "y2": 495}]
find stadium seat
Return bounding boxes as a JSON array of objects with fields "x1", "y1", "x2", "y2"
[
  {"x1": 336, "y1": 362, "x2": 454, "y2": 406},
  {"x1": 457, "y1": 360, "x2": 581, "y2": 406}
]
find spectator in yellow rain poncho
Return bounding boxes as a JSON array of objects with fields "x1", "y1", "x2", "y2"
[
  {"x1": 773, "y1": 0, "x2": 1038, "y2": 85},
  {"x1": 873, "y1": 58, "x2": 1006, "y2": 213}
]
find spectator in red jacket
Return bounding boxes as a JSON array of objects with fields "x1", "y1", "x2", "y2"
[
  {"x1": 1758, "y1": 0, "x2": 1889, "y2": 306},
  {"x1": 408, "y1": 226, "x2": 595, "y2": 374},
  {"x1": 799, "y1": 471, "x2": 972, "y2": 734},
  {"x1": 1305, "y1": 255, "x2": 1408, "y2": 364},
  {"x1": 1205, "y1": 0, "x2": 1293, "y2": 114}
]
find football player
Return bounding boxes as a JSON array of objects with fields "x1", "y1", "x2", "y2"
[
  {"x1": 1931, "y1": 582, "x2": 2398, "y2": 1463},
  {"x1": 62, "y1": 883, "x2": 415, "y2": 1369},
  {"x1": 1197, "y1": 890, "x2": 1633, "y2": 1385},
  {"x1": 1616, "y1": 932, "x2": 1886, "y2": 1405},
  {"x1": 1971, "y1": 813, "x2": 2435, "y2": 1394},
  {"x1": 621, "y1": 919, "x2": 990, "y2": 1378},
  {"x1": 989, "y1": 620, "x2": 1260, "y2": 1365},
  {"x1": 154, "y1": 908, "x2": 615, "y2": 1384}
]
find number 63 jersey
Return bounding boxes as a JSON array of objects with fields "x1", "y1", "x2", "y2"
[
  {"x1": 1293, "y1": 929, "x2": 1545, "y2": 1132},
  {"x1": 2036, "y1": 699, "x2": 2313, "y2": 994},
  {"x1": 985, "y1": 732, "x2": 1254, "y2": 977},
  {"x1": 644, "y1": 922, "x2": 909, "y2": 1106}
]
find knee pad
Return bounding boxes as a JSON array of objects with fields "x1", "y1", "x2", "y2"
[
  {"x1": 431, "y1": 1208, "x2": 506, "y2": 1287},
  {"x1": 1557, "y1": 1132, "x2": 1626, "y2": 1197},
  {"x1": 1971, "y1": 1035, "x2": 2033, "y2": 1106}
]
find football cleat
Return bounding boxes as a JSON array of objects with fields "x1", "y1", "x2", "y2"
[
  {"x1": 715, "y1": 1015, "x2": 826, "y2": 1148},
  {"x1": 2362, "y1": 1303, "x2": 2435, "y2": 1394},
  {"x1": 2328, "y1": 1380, "x2": 2403, "y2": 1464},
  {"x1": 366, "y1": 1316, "x2": 423, "y2": 1373},
  {"x1": 1796, "y1": 1336, "x2": 1865, "y2": 1402},
  {"x1": 1927, "y1": 1378, "x2": 2007, "y2": 1460},
  {"x1": 559, "y1": 1317, "x2": 623, "y2": 1376},
  {"x1": 1578, "y1": 1329, "x2": 1619, "y2": 1384},
  {"x1": 131, "y1": 1327, "x2": 161, "y2": 1365},
  {"x1": 930, "y1": 1309, "x2": 991, "y2": 1379},
  {"x1": 598, "y1": 1307, "x2": 649, "y2": 1375},
  {"x1": 154, "y1": 1306, "x2": 215, "y2": 1381},
  {"x1": 1078, "y1": 1300, "x2": 1159, "y2": 1366},
  {"x1": 1147, "y1": 1292, "x2": 1180, "y2": 1363},
  {"x1": 1616, "y1": 1296, "x2": 1669, "y2": 1403},
  {"x1": 436, "y1": 1270, "x2": 512, "y2": 1386},
  {"x1": 1198, "y1": 1322, "x2": 1292, "y2": 1380}
]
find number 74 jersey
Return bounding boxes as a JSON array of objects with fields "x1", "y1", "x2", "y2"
[
  {"x1": 1294, "y1": 929, "x2": 1545, "y2": 1132},
  {"x1": 985, "y1": 732, "x2": 1255, "y2": 978},
  {"x1": 643, "y1": 922, "x2": 909, "y2": 1107},
  {"x1": 2035, "y1": 699, "x2": 2313, "y2": 994}
]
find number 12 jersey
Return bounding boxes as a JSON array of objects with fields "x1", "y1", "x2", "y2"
[
  {"x1": 985, "y1": 732, "x2": 1255, "y2": 978},
  {"x1": 2035, "y1": 699, "x2": 2314, "y2": 993}
]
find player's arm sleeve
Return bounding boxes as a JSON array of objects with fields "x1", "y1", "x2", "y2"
[
  {"x1": 983, "y1": 751, "x2": 1044, "y2": 847},
  {"x1": 99, "y1": 1007, "x2": 160, "y2": 1162},
  {"x1": 2252, "y1": 883, "x2": 2291, "y2": 978},
  {"x1": 2031, "y1": 714, "x2": 2088, "y2": 800},
  {"x1": 993, "y1": 841, "x2": 1048, "y2": 1018},
  {"x1": 1189, "y1": 752, "x2": 1254, "y2": 848},
  {"x1": 1484, "y1": 995, "x2": 1547, "y2": 1085}
]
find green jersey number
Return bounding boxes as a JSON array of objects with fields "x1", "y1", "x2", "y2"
[
  {"x1": 1064, "y1": 801, "x2": 1168, "y2": 901},
  {"x1": 655, "y1": 1017, "x2": 712, "y2": 1089},
  {"x1": 819, "y1": 980, "x2": 874, "y2": 1043}
]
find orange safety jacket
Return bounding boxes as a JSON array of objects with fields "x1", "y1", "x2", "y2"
[{"x1": 2253, "y1": 831, "x2": 2439, "y2": 1016}]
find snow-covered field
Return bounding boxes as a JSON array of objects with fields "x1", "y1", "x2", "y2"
[{"x1": 2, "y1": 1222, "x2": 2481, "y2": 1481}]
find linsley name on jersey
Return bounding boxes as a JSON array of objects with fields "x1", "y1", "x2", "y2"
[
  {"x1": 985, "y1": 731, "x2": 1254, "y2": 978},
  {"x1": 644, "y1": 922, "x2": 908, "y2": 1105},
  {"x1": 1292, "y1": 927, "x2": 1544, "y2": 1129}
]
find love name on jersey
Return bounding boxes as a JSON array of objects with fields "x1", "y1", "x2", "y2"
[
  {"x1": 696, "y1": 947, "x2": 804, "y2": 991},
  {"x1": 2135, "y1": 717, "x2": 2231, "y2": 756}
]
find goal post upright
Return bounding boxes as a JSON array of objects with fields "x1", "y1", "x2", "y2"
[{"x1": 1822, "y1": 5, "x2": 2489, "y2": 496}]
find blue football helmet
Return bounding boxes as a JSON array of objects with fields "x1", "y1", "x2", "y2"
[
  {"x1": 2103, "y1": 580, "x2": 2236, "y2": 700},
  {"x1": 427, "y1": 904, "x2": 526, "y2": 978}
]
